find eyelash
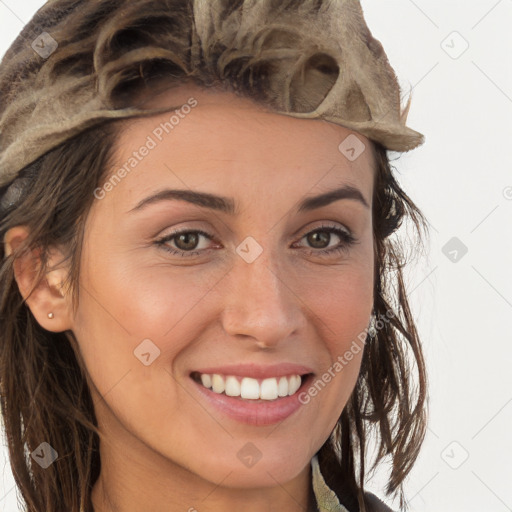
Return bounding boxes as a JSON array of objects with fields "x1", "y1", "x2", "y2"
[{"x1": 155, "y1": 223, "x2": 358, "y2": 259}]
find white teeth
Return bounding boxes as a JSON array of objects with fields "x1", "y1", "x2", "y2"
[
  {"x1": 278, "y1": 376, "x2": 288, "y2": 397},
  {"x1": 260, "y1": 378, "x2": 278, "y2": 400},
  {"x1": 241, "y1": 377, "x2": 260, "y2": 399},
  {"x1": 200, "y1": 374, "x2": 212, "y2": 388},
  {"x1": 196, "y1": 373, "x2": 304, "y2": 400},
  {"x1": 211, "y1": 374, "x2": 225, "y2": 394},
  {"x1": 225, "y1": 376, "x2": 241, "y2": 397},
  {"x1": 288, "y1": 375, "x2": 301, "y2": 395}
]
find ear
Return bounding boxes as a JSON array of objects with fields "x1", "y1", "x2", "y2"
[{"x1": 4, "y1": 225, "x2": 74, "y2": 332}]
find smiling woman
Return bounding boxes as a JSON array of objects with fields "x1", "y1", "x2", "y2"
[{"x1": 0, "y1": 1, "x2": 428, "y2": 512}]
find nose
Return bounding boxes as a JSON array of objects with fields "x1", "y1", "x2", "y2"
[{"x1": 220, "y1": 249, "x2": 306, "y2": 349}]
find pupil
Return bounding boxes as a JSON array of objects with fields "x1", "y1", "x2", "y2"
[
  {"x1": 177, "y1": 233, "x2": 198, "y2": 250},
  {"x1": 309, "y1": 231, "x2": 329, "y2": 248}
]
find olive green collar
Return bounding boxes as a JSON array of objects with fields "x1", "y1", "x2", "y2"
[{"x1": 311, "y1": 455, "x2": 350, "y2": 512}]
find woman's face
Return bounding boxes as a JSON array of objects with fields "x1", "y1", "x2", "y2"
[{"x1": 72, "y1": 84, "x2": 375, "y2": 489}]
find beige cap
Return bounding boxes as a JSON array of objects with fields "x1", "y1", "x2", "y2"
[{"x1": 0, "y1": 0, "x2": 424, "y2": 190}]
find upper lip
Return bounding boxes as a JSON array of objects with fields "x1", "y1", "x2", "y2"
[{"x1": 192, "y1": 363, "x2": 314, "y2": 379}]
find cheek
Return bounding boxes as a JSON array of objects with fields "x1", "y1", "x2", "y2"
[
  {"x1": 293, "y1": 256, "x2": 373, "y2": 420},
  {"x1": 68, "y1": 251, "x2": 180, "y2": 394},
  {"x1": 71, "y1": 249, "x2": 224, "y2": 387},
  {"x1": 301, "y1": 253, "x2": 374, "y2": 343},
  {"x1": 76, "y1": 228, "x2": 201, "y2": 333},
  {"x1": 71, "y1": 258, "x2": 204, "y2": 440}
]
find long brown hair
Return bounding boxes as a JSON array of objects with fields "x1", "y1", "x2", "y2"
[{"x1": 0, "y1": 1, "x2": 428, "y2": 511}]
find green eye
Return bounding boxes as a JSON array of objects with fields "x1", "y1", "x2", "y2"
[{"x1": 155, "y1": 224, "x2": 358, "y2": 259}]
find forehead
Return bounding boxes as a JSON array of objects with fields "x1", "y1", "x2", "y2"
[
  {"x1": 121, "y1": 82, "x2": 372, "y2": 148},
  {"x1": 108, "y1": 84, "x2": 375, "y2": 203}
]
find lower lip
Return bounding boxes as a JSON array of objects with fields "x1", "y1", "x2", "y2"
[{"x1": 191, "y1": 374, "x2": 313, "y2": 426}]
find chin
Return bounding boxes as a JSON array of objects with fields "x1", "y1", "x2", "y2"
[{"x1": 186, "y1": 443, "x2": 313, "y2": 489}]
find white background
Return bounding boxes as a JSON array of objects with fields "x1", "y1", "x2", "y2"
[{"x1": 1, "y1": 1, "x2": 511, "y2": 511}]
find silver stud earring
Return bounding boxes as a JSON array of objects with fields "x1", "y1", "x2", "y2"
[{"x1": 47, "y1": 312, "x2": 54, "y2": 319}]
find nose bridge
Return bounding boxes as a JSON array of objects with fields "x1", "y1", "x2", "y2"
[{"x1": 221, "y1": 242, "x2": 304, "y2": 346}]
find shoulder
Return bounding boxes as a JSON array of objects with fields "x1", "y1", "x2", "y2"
[{"x1": 363, "y1": 491, "x2": 396, "y2": 512}]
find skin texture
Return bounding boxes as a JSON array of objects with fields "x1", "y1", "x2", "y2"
[{"x1": 5, "y1": 84, "x2": 375, "y2": 512}]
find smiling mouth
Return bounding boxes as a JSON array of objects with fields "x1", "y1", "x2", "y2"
[{"x1": 190, "y1": 371, "x2": 310, "y2": 401}]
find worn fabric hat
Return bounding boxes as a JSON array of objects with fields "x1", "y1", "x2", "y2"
[{"x1": 0, "y1": 0, "x2": 424, "y2": 193}]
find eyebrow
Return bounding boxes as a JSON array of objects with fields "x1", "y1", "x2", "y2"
[{"x1": 129, "y1": 184, "x2": 369, "y2": 214}]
